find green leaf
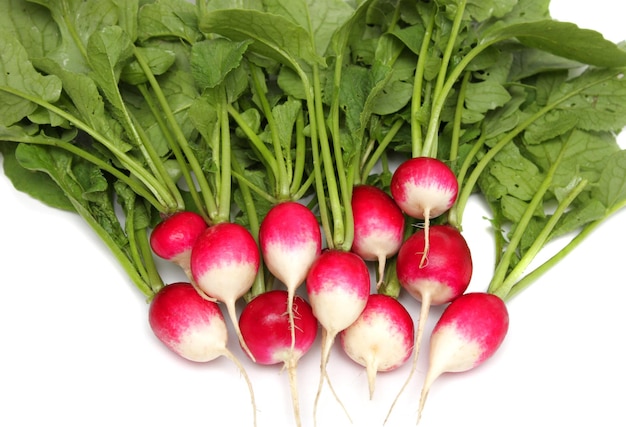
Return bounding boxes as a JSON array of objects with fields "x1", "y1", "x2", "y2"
[
  {"x1": 552, "y1": 69, "x2": 626, "y2": 133},
  {"x1": 265, "y1": 0, "x2": 355, "y2": 57},
  {"x1": 465, "y1": 80, "x2": 512, "y2": 113},
  {"x1": 0, "y1": 142, "x2": 74, "y2": 211},
  {"x1": 0, "y1": 31, "x2": 63, "y2": 126},
  {"x1": 191, "y1": 39, "x2": 253, "y2": 91},
  {"x1": 593, "y1": 150, "x2": 626, "y2": 211},
  {"x1": 486, "y1": 20, "x2": 626, "y2": 67},
  {"x1": 199, "y1": 8, "x2": 324, "y2": 71},
  {"x1": 121, "y1": 46, "x2": 177, "y2": 85},
  {"x1": 0, "y1": 0, "x2": 60, "y2": 59},
  {"x1": 137, "y1": 0, "x2": 202, "y2": 43},
  {"x1": 29, "y1": 0, "x2": 124, "y2": 73}
]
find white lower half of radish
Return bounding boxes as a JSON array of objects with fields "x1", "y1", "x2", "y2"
[
  {"x1": 396, "y1": 185, "x2": 457, "y2": 219},
  {"x1": 308, "y1": 289, "x2": 367, "y2": 334},
  {"x1": 263, "y1": 241, "x2": 320, "y2": 288},
  {"x1": 426, "y1": 324, "x2": 483, "y2": 374},
  {"x1": 195, "y1": 262, "x2": 258, "y2": 301},
  {"x1": 340, "y1": 315, "x2": 412, "y2": 372},
  {"x1": 174, "y1": 319, "x2": 229, "y2": 363}
]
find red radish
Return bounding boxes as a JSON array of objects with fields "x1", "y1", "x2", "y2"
[
  {"x1": 258, "y1": 201, "x2": 321, "y2": 350},
  {"x1": 339, "y1": 293, "x2": 414, "y2": 399},
  {"x1": 385, "y1": 224, "x2": 472, "y2": 422},
  {"x1": 350, "y1": 185, "x2": 405, "y2": 290},
  {"x1": 417, "y1": 292, "x2": 509, "y2": 423},
  {"x1": 190, "y1": 222, "x2": 260, "y2": 362},
  {"x1": 390, "y1": 157, "x2": 458, "y2": 267},
  {"x1": 148, "y1": 282, "x2": 257, "y2": 425},
  {"x1": 239, "y1": 290, "x2": 318, "y2": 427},
  {"x1": 305, "y1": 249, "x2": 371, "y2": 424},
  {"x1": 149, "y1": 211, "x2": 208, "y2": 279}
]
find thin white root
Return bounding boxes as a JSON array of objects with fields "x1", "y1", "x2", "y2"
[
  {"x1": 285, "y1": 355, "x2": 303, "y2": 427},
  {"x1": 313, "y1": 329, "x2": 352, "y2": 427},
  {"x1": 416, "y1": 368, "x2": 439, "y2": 425},
  {"x1": 288, "y1": 287, "x2": 297, "y2": 351},
  {"x1": 366, "y1": 356, "x2": 378, "y2": 400},
  {"x1": 375, "y1": 255, "x2": 387, "y2": 291},
  {"x1": 223, "y1": 349, "x2": 258, "y2": 427},
  {"x1": 225, "y1": 300, "x2": 256, "y2": 363},
  {"x1": 419, "y1": 209, "x2": 431, "y2": 268},
  {"x1": 383, "y1": 294, "x2": 432, "y2": 425}
]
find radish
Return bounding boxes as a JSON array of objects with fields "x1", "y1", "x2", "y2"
[
  {"x1": 305, "y1": 249, "x2": 371, "y2": 424},
  {"x1": 417, "y1": 292, "x2": 509, "y2": 423},
  {"x1": 258, "y1": 201, "x2": 321, "y2": 350},
  {"x1": 385, "y1": 224, "x2": 472, "y2": 422},
  {"x1": 190, "y1": 222, "x2": 260, "y2": 362},
  {"x1": 350, "y1": 185, "x2": 405, "y2": 290},
  {"x1": 239, "y1": 290, "x2": 318, "y2": 427},
  {"x1": 339, "y1": 293, "x2": 414, "y2": 399},
  {"x1": 149, "y1": 211, "x2": 208, "y2": 280},
  {"x1": 390, "y1": 156, "x2": 458, "y2": 267},
  {"x1": 148, "y1": 282, "x2": 257, "y2": 425}
]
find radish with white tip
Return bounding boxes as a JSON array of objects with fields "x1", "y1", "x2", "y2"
[
  {"x1": 385, "y1": 224, "x2": 472, "y2": 423},
  {"x1": 306, "y1": 249, "x2": 371, "y2": 425},
  {"x1": 149, "y1": 211, "x2": 208, "y2": 280},
  {"x1": 190, "y1": 222, "x2": 260, "y2": 362},
  {"x1": 351, "y1": 185, "x2": 405, "y2": 289},
  {"x1": 239, "y1": 290, "x2": 318, "y2": 427},
  {"x1": 258, "y1": 201, "x2": 321, "y2": 350},
  {"x1": 390, "y1": 156, "x2": 458, "y2": 267},
  {"x1": 417, "y1": 292, "x2": 509, "y2": 423},
  {"x1": 339, "y1": 293, "x2": 414, "y2": 399},
  {"x1": 148, "y1": 282, "x2": 257, "y2": 426}
]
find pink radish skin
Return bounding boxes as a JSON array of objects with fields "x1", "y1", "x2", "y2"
[
  {"x1": 306, "y1": 249, "x2": 371, "y2": 425},
  {"x1": 351, "y1": 185, "x2": 405, "y2": 290},
  {"x1": 149, "y1": 211, "x2": 208, "y2": 279},
  {"x1": 190, "y1": 222, "x2": 260, "y2": 362},
  {"x1": 148, "y1": 282, "x2": 257, "y2": 425},
  {"x1": 418, "y1": 292, "x2": 509, "y2": 423},
  {"x1": 239, "y1": 290, "x2": 318, "y2": 427},
  {"x1": 385, "y1": 224, "x2": 472, "y2": 423},
  {"x1": 258, "y1": 201, "x2": 321, "y2": 350},
  {"x1": 339, "y1": 294, "x2": 414, "y2": 399},
  {"x1": 390, "y1": 157, "x2": 458, "y2": 267}
]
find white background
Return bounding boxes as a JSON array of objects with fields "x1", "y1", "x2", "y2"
[{"x1": 1, "y1": 2, "x2": 625, "y2": 426}]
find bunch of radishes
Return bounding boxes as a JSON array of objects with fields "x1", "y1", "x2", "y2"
[{"x1": 146, "y1": 155, "x2": 509, "y2": 426}]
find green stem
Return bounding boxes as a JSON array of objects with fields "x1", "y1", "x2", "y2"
[
  {"x1": 249, "y1": 63, "x2": 290, "y2": 199},
  {"x1": 217, "y1": 100, "x2": 232, "y2": 223},
  {"x1": 133, "y1": 46, "x2": 219, "y2": 220},
  {"x1": 361, "y1": 118, "x2": 404, "y2": 182},
  {"x1": 5, "y1": 132, "x2": 166, "y2": 211},
  {"x1": 454, "y1": 70, "x2": 620, "y2": 226},
  {"x1": 0, "y1": 85, "x2": 178, "y2": 211},
  {"x1": 136, "y1": 83, "x2": 206, "y2": 217},
  {"x1": 450, "y1": 71, "x2": 471, "y2": 164},
  {"x1": 315, "y1": 62, "x2": 348, "y2": 249},
  {"x1": 504, "y1": 198, "x2": 626, "y2": 300},
  {"x1": 421, "y1": 0, "x2": 467, "y2": 158},
  {"x1": 447, "y1": 129, "x2": 487, "y2": 228},
  {"x1": 290, "y1": 107, "x2": 307, "y2": 197},
  {"x1": 411, "y1": 13, "x2": 436, "y2": 158},
  {"x1": 227, "y1": 104, "x2": 279, "y2": 180},
  {"x1": 492, "y1": 178, "x2": 588, "y2": 299},
  {"x1": 128, "y1": 110, "x2": 184, "y2": 210},
  {"x1": 135, "y1": 220, "x2": 165, "y2": 294},
  {"x1": 488, "y1": 138, "x2": 570, "y2": 295}
]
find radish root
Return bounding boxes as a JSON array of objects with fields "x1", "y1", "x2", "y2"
[
  {"x1": 383, "y1": 293, "x2": 432, "y2": 425},
  {"x1": 313, "y1": 328, "x2": 353, "y2": 427},
  {"x1": 223, "y1": 349, "x2": 258, "y2": 427}
]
